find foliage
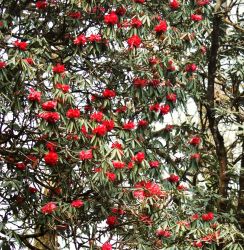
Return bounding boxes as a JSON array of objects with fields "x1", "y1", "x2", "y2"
[{"x1": 0, "y1": 0, "x2": 243, "y2": 249}]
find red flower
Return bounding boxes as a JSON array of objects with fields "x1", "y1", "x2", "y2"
[
  {"x1": 193, "y1": 241, "x2": 203, "y2": 248},
  {"x1": 133, "y1": 77, "x2": 147, "y2": 87},
  {"x1": 39, "y1": 112, "x2": 60, "y2": 123},
  {"x1": 55, "y1": 83, "x2": 70, "y2": 93},
  {"x1": 16, "y1": 162, "x2": 26, "y2": 171},
  {"x1": 44, "y1": 151, "x2": 58, "y2": 166},
  {"x1": 113, "y1": 161, "x2": 125, "y2": 169},
  {"x1": 149, "y1": 103, "x2": 160, "y2": 112},
  {"x1": 149, "y1": 161, "x2": 159, "y2": 168},
  {"x1": 116, "y1": 6, "x2": 127, "y2": 16},
  {"x1": 131, "y1": 18, "x2": 142, "y2": 28},
  {"x1": 90, "y1": 111, "x2": 104, "y2": 122},
  {"x1": 200, "y1": 46, "x2": 207, "y2": 54},
  {"x1": 42, "y1": 100, "x2": 57, "y2": 111},
  {"x1": 196, "y1": 0, "x2": 210, "y2": 6},
  {"x1": 104, "y1": 12, "x2": 118, "y2": 25},
  {"x1": 71, "y1": 199, "x2": 84, "y2": 208},
  {"x1": 169, "y1": 0, "x2": 180, "y2": 9},
  {"x1": 111, "y1": 208, "x2": 125, "y2": 215},
  {"x1": 156, "y1": 229, "x2": 172, "y2": 238},
  {"x1": 101, "y1": 242, "x2": 112, "y2": 250},
  {"x1": 138, "y1": 120, "x2": 148, "y2": 127},
  {"x1": 134, "y1": 0, "x2": 145, "y2": 3},
  {"x1": 166, "y1": 93, "x2": 177, "y2": 102},
  {"x1": 67, "y1": 11, "x2": 81, "y2": 19},
  {"x1": 149, "y1": 57, "x2": 160, "y2": 65},
  {"x1": 168, "y1": 174, "x2": 180, "y2": 183},
  {"x1": 46, "y1": 142, "x2": 57, "y2": 152},
  {"x1": 79, "y1": 149, "x2": 93, "y2": 160},
  {"x1": 116, "y1": 105, "x2": 127, "y2": 113},
  {"x1": 52, "y1": 63, "x2": 65, "y2": 74},
  {"x1": 154, "y1": 20, "x2": 168, "y2": 33},
  {"x1": 123, "y1": 121, "x2": 135, "y2": 130},
  {"x1": 134, "y1": 152, "x2": 145, "y2": 163},
  {"x1": 177, "y1": 184, "x2": 187, "y2": 191},
  {"x1": 74, "y1": 34, "x2": 86, "y2": 45},
  {"x1": 140, "y1": 215, "x2": 153, "y2": 225},
  {"x1": 134, "y1": 181, "x2": 165, "y2": 199},
  {"x1": 111, "y1": 141, "x2": 123, "y2": 150},
  {"x1": 102, "y1": 120, "x2": 114, "y2": 131},
  {"x1": 0, "y1": 61, "x2": 6, "y2": 69},
  {"x1": 14, "y1": 40, "x2": 28, "y2": 51},
  {"x1": 36, "y1": 1, "x2": 47, "y2": 9},
  {"x1": 191, "y1": 213, "x2": 199, "y2": 221},
  {"x1": 190, "y1": 153, "x2": 201, "y2": 160},
  {"x1": 127, "y1": 35, "x2": 141, "y2": 48},
  {"x1": 102, "y1": 89, "x2": 116, "y2": 98},
  {"x1": 24, "y1": 58, "x2": 34, "y2": 65},
  {"x1": 191, "y1": 14, "x2": 203, "y2": 21},
  {"x1": 106, "y1": 172, "x2": 116, "y2": 182},
  {"x1": 92, "y1": 124, "x2": 107, "y2": 136},
  {"x1": 164, "y1": 124, "x2": 174, "y2": 132},
  {"x1": 28, "y1": 186, "x2": 38, "y2": 193},
  {"x1": 189, "y1": 136, "x2": 201, "y2": 146},
  {"x1": 88, "y1": 34, "x2": 102, "y2": 42},
  {"x1": 106, "y1": 215, "x2": 118, "y2": 226},
  {"x1": 185, "y1": 63, "x2": 197, "y2": 72},
  {"x1": 66, "y1": 109, "x2": 80, "y2": 119},
  {"x1": 41, "y1": 202, "x2": 57, "y2": 214},
  {"x1": 160, "y1": 104, "x2": 170, "y2": 115},
  {"x1": 202, "y1": 212, "x2": 214, "y2": 221},
  {"x1": 28, "y1": 89, "x2": 41, "y2": 103}
]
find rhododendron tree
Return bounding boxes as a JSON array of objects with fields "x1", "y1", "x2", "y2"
[{"x1": 0, "y1": 0, "x2": 243, "y2": 249}]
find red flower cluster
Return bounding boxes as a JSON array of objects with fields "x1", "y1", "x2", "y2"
[
  {"x1": 112, "y1": 161, "x2": 125, "y2": 169},
  {"x1": 79, "y1": 149, "x2": 93, "y2": 160},
  {"x1": 168, "y1": 174, "x2": 180, "y2": 183},
  {"x1": 123, "y1": 121, "x2": 135, "y2": 130},
  {"x1": 16, "y1": 162, "x2": 26, "y2": 171},
  {"x1": 67, "y1": 11, "x2": 81, "y2": 19},
  {"x1": 44, "y1": 151, "x2": 58, "y2": 166},
  {"x1": 0, "y1": 61, "x2": 6, "y2": 69},
  {"x1": 71, "y1": 199, "x2": 83, "y2": 208},
  {"x1": 102, "y1": 89, "x2": 116, "y2": 98},
  {"x1": 101, "y1": 242, "x2": 112, "y2": 250},
  {"x1": 131, "y1": 18, "x2": 142, "y2": 28},
  {"x1": 134, "y1": 152, "x2": 145, "y2": 163},
  {"x1": 39, "y1": 112, "x2": 60, "y2": 123},
  {"x1": 28, "y1": 89, "x2": 41, "y2": 103},
  {"x1": 156, "y1": 229, "x2": 172, "y2": 238},
  {"x1": 46, "y1": 141, "x2": 57, "y2": 151},
  {"x1": 88, "y1": 34, "x2": 102, "y2": 42},
  {"x1": 66, "y1": 109, "x2": 80, "y2": 119},
  {"x1": 138, "y1": 120, "x2": 148, "y2": 127},
  {"x1": 133, "y1": 181, "x2": 165, "y2": 199},
  {"x1": 116, "y1": 6, "x2": 126, "y2": 16},
  {"x1": 154, "y1": 20, "x2": 168, "y2": 33},
  {"x1": 42, "y1": 100, "x2": 57, "y2": 111},
  {"x1": 102, "y1": 120, "x2": 114, "y2": 131},
  {"x1": 166, "y1": 93, "x2": 177, "y2": 102},
  {"x1": 52, "y1": 63, "x2": 65, "y2": 74},
  {"x1": 202, "y1": 212, "x2": 214, "y2": 221},
  {"x1": 149, "y1": 161, "x2": 159, "y2": 168},
  {"x1": 149, "y1": 103, "x2": 160, "y2": 112},
  {"x1": 55, "y1": 83, "x2": 70, "y2": 93},
  {"x1": 104, "y1": 12, "x2": 118, "y2": 25},
  {"x1": 41, "y1": 202, "x2": 57, "y2": 214},
  {"x1": 90, "y1": 111, "x2": 104, "y2": 122},
  {"x1": 189, "y1": 136, "x2": 201, "y2": 146},
  {"x1": 14, "y1": 40, "x2": 28, "y2": 51},
  {"x1": 127, "y1": 35, "x2": 141, "y2": 48},
  {"x1": 36, "y1": 1, "x2": 47, "y2": 9},
  {"x1": 134, "y1": 0, "x2": 145, "y2": 3},
  {"x1": 106, "y1": 215, "x2": 118, "y2": 226},
  {"x1": 170, "y1": 0, "x2": 180, "y2": 9},
  {"x1": 74, "y1": 34, "x2": 86, "y2": 45},
  {"x1": 185, "y1": 63, "x2": 197, "y2": 72},
  {"x1": 191, "y1": 14, "x2": 203, "y2": 21},
  {"x1": 133, "y1": 77, "x2": 147, "y2": 87},
  {"x1": 160, "y1": 104, "x2": 170, "y2": 115},
  {"x1": 93, "y1": 124, "x2": 107, "y2": 136},
  {"x1": 190, "y1": 153, "x2": 201, "y2": 160},
  {"x1": 106, "y1": 172, "x2": 116, "y2": 182}
]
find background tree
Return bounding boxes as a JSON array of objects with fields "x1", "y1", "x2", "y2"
[{"x1": 0, "y1": 0, "x2": 243, "y2": 249}]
